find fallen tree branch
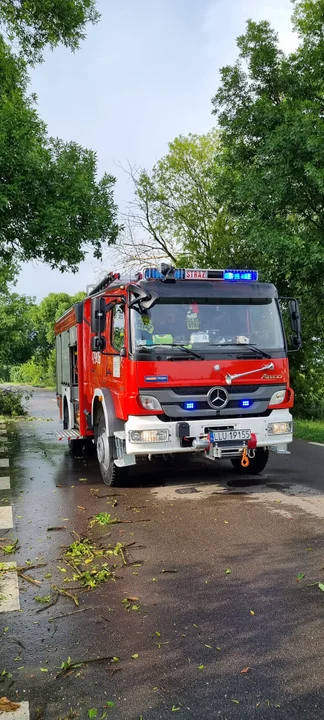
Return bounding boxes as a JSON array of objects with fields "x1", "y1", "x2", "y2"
[
  {"x1": 52, "y1": 586, "x2": 79, "y2": 606},
  {"x1": 49, "y1": 607, "x2": 93, "y2": 622},
  {"x1": 47, "y1": 526, "x2": 66, "y2": 532},
  {"x1": 0, "y1": 562, "x2": 47, "y2": 574},
  {"x1": 56, "y1": 654, "x2": 117, "y2": 678},
  {"x1": 18, "y1": 572, "x2": 41, "y2": 586},
  {"x1": 116, "y1": 519, "x2": 151, "y2": 524}
]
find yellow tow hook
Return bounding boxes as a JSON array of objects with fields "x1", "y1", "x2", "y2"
[{"x1": 241, "y1": 446, "x2": 250, "y2": 468}]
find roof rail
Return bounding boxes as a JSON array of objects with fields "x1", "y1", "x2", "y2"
[{"x1": 88, "y1": 272, "x2": 121, "y2": 296}]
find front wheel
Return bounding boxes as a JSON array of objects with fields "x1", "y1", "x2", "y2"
[
  {"x1": 231, "y1": 448, "x2": 269, "y2": 475},
  {"x1": 96, "y1": 413, "x2": 128, "y2": 486}
]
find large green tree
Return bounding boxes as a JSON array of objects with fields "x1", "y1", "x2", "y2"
[
  {"x1": 31, "y1": 291, "x2": 86, "y2": 363},
  {"x1": 0, "y1": 37, "x2": 119, "y2": 276},
  {"x1": 0, "y1": 0, "x2": 119, "y2": 286},
  {"x1": 210, "y1": 1, "x2": 324, "y2": 415},
  {"x1": 123, "y1": 130, "x2": 235, "y2": 267},
  {"x1": 0, "y1": 292, "x2": 36, "y2": 370},
  {"x1": 0, "y1": 0, "x2": 99, "y2": 61},
  {"x1": 6, "y1": 291, "x2": 86, "y2": 386}
]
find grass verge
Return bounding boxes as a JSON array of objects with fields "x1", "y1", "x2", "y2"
[{"x1": 294, "y1": 419, "x2": 324, "y2": 444}]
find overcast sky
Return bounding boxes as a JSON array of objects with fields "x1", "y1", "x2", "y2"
[{"x1": 16, "y1": 0, "x2": 296, "y2": 300}]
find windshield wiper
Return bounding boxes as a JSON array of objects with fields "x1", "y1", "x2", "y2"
[
  {"x1": 139, "y1": 343, "x2": 204, "y2": 361},
  {"x1": 237, "y1": 344, "x2": 271, "y2": 359},
  {"x1": 207, "y1": 343, "x2": 271, "y2": 359}
]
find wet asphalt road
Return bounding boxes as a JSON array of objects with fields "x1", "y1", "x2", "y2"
[{"x1": 1, "y1": 390, "x2": 324, "y2": 720}]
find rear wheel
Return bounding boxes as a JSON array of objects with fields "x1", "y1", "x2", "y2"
[
  {"x1": 96, "y1": 413, "x2": 128, "y2": 486},
  {"x1": 231, "y1": 448, "x2": 269, "y2": 475}
]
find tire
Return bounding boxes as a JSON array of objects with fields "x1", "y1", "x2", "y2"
[
  {"x1": 96, "y1": 413, "x2": 128, "y2": 486},
  {"x1": 231, "y1": 448, "x2": 269, "y2": 475},
  {"x1": 63, "y1": 401, "x2": 69, "y2": 430},
  {"x1": 68, "y1": 438, "x2": 94, "y2": 458}
]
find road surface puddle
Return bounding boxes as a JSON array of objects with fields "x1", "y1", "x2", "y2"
[{"x1": 152, "y1": 479, "x2": 324, "y2": 521}]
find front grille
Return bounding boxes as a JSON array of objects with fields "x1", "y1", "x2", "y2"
[{"x1": 172, "y1": 384, "x2": 262, "y2": 396}]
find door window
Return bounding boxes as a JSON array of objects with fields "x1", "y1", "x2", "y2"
[{"x1": 111, "y1": 304, "x2": 125, "y2": 351}]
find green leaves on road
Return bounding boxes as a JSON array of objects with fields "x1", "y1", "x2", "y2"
[
  {"x1": 0, "y1": 539, "x2": 18, "y2": 554},
  {"x1": 296, "y1": 573, "x2": 305, "y2": 582},
  {"x1": 89, "y1": 513, "x2": 117, "y2": 528}
]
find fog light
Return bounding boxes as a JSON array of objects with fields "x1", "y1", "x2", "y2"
[
  {"x1": 269, "y1": 389, "x2": 286, "y2": 406},
  {"x1": 267, "y1": 422, "x2": 292, "y2": 435},
  {"x1": 129, "y1": 429, "x2": 169, "y2": 444},
  {"x1": 138, "y1": 395, "x2": 162, "y2": 411}
]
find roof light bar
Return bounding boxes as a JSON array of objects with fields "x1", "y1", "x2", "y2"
[{"x1": 143, "y1": 268, "x2": 258, "y2": 282}]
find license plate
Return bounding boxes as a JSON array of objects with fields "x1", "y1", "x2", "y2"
[{"x1": 211, "y1": 429, "x2": 251, "y2": 443}]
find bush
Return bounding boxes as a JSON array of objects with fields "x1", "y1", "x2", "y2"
[
  {"x1": 10, "y1": 351, "x2": 55, "y2": 388},
  {"x1": 292, "y1": 368, "x2": 324, "y2": 421},
  {"x1": 0, "y1": 387, "x2": 29, "y2": 416}
]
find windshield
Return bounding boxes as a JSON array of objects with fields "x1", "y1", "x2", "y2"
[{"x1": 131, "y1": 298, "x2": 285, "y2": 356}]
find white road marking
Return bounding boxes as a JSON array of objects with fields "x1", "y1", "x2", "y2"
[
  {"x1": 0, "y1": 458, "x2": 9, "y2": 467},
  {"x1": 0, "y1": 505, "x2": 13, "y2": 529},
  {"x1": 0, "y1": 562, "x2": 20, "y2": 613},
  {"x1": 309, "y1": 441, "x2": 324, "y2": 447},
  {"x1": 0, "y1": 477, "x2": 10, "y2": 490},
  {"x1": 0, "y1": 701, "x2": 29, "y2": 720}
]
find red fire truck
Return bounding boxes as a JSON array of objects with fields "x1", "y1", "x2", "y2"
[{"x1": 54, "y1": 265, "x2": 301, "y2": 485}]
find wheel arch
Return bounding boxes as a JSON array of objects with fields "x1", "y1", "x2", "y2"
[{"x1": 92, "y1": 388, "x2": 124, "y2": 439}]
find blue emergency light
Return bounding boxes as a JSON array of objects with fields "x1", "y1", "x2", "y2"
[
  {"x1": 184, "y1": 401, "x2": 196, "y2": 410},
  {"x1": 224, "y1": 270, "x2": 258, "y2": 281},
  {"x1": 240, "y1": 400, "x2": 253, "y2": 408},
  {"x1": 143, "y1": 267, "x2": 258, "y2": 281}
]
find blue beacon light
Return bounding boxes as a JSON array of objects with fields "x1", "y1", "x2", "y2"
[
  {"x1": 224, "y1": 270, "x2": 258, "y2": 281},
  {"x1": 241, "y1": 400, "x2": 252, "y2": 408},
  {"x1": 184, "y1": 402, "x2": 196, "y2": 410}
]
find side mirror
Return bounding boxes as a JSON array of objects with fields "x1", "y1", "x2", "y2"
[
  {"x1": 288, "y1": 299, "x2": 302, "y2": 351},
  {"x1": 120, "y1": 346, "x2": 127, "y2": 358},
  {"x1": 288, "y1": 299, "x2": 301, "y2": 335},
  {"x1": 91, "y1": 297, "x2": 107, "y2": 333},
  {"x1": 127, "y1": 284, "x2": 159, "y2": 311},
  {"x1": 91, "y1": 335, "x2": 106, "y2": 351},
  {"x1": 290, "y1": 334, "x2": 302, "y2": 351}
]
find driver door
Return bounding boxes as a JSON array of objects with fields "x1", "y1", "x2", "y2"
[{"x1": 106, "y1": 304, "x2": 127, "y2": 408}]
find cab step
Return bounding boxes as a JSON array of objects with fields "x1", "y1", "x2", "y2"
[{"x1": 56, "y1": 429, "x2": 81, "y2": 440}]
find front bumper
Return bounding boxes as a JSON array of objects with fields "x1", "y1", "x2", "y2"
[{"x1": 125, "y1": 410, "x2": 293, "y2": 456}]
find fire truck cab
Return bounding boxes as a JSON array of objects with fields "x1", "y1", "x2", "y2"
[{"x1": 54, "y1": 265, "x2": 301, "y2": 485}]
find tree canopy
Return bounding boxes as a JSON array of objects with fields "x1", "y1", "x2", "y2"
[
  {"x1": 0, "y1": 0, "x2": 99, "y2": 61},
  {"x1": 0, "y1": 292, "x2": 36, "y2": 368},
  {"x1": 209, "y1": 2, "x2": 324, "y2": 412},
  {"x1": 0, "y1": 290, "x2": 86, "y2": 385},
  {"x1": 211, "y1": 9, "x2": 324, "y2": 300},
  {"x1": 122, "y1": 130, "x2": 235, "y2": 268},
  {"x1": 0, "y1": 0, "x2": 119, "y2": 286}
]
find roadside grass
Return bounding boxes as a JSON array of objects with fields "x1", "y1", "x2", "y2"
[
  {"x1": 294, "y1": 419, "x2": 324, "y2": 444},
  {"x1": 1, "y1": 382, "x2": 55, "y2": 391}
]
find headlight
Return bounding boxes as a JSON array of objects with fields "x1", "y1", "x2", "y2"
[
  {"x1": 269, "y1": 389, "x2": 286, "y2": 406},
  {"x1": 129, "y1": 429, "x2": 169, "y2": 444},
  {"x1": 138, "y1": 395, "x2": 162, "y2": 411},
  {"x1": 267, "y1": 422, "x2": 292, "y2": 435}
]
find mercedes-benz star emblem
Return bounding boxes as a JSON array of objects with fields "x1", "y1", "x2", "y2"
[{"x1": 207, "y1": 386, "x2": 229, "y2": 410}]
